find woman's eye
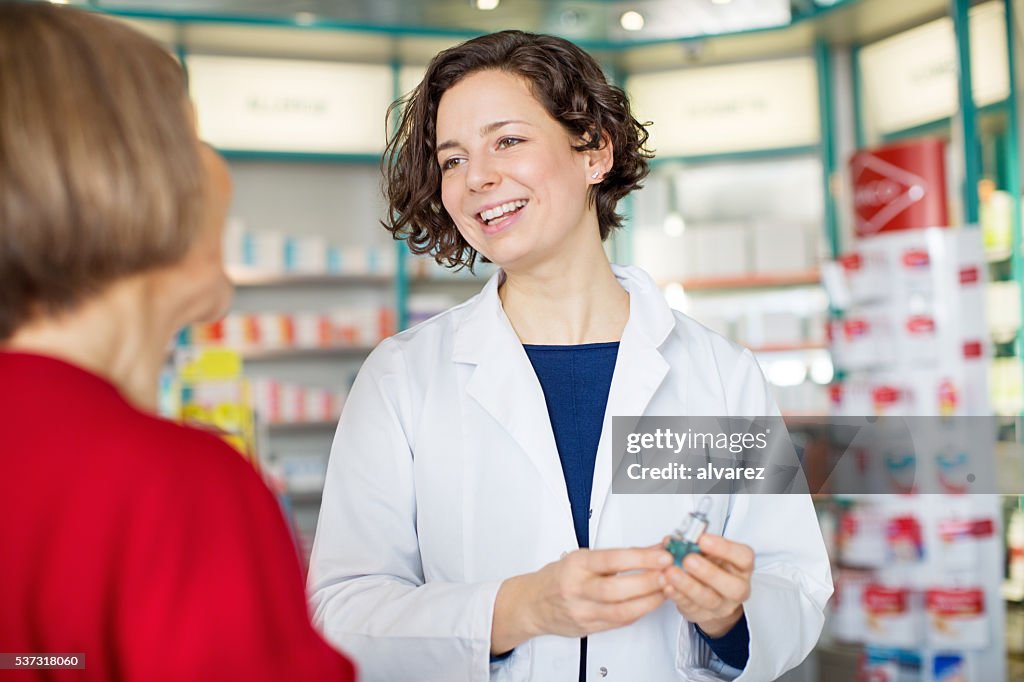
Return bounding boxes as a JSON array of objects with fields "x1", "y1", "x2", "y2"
[
  {"x1": 497, "y1": 137, "x2": 522, "y2": 149},
  {"x1": 441, "y1": 157, "x2": 463, "y2": 171}
]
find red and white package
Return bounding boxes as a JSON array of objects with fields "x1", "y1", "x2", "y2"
[
  {"x1": 839, "y1": 506, "x2": 887, "y2": 568},
  {"x1": 937, "y1": 518, "x2": 994, "y2": 570},
  {"x1": 863, "y1": 585, "x2": 922, "y2": 648},
  {"x1": 925, "y1": 587, "x2": 989, "y2": 649},
  {"x1": 886, "y1": 515, "x2": 924, "y2": 563}
]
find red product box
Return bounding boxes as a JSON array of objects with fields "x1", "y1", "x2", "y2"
[
  {"x1": 850, "y1": 139, "x2": 949, "y2": 237},
  {"x1": 863, "y1": 585, "x2": 921, "y2": 648},
  {"x1": 925, "y1": 587, "x2": 988, "y2": 649}
]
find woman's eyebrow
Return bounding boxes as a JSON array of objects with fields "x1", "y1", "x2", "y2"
[{"x1": 436, "y1": 119, "x2": 530, "y2": 153}]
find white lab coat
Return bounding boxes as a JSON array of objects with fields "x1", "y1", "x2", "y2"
[{"x1": 310, "y1": 265, "x2": 833, "y2": 682}]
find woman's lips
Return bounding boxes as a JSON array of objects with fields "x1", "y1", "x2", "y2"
[{"x1": 480, "y1": 203, "x2": 525, "y2": 235}]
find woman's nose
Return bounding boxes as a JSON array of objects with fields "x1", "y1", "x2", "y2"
[{"x1": 465, "y1": 156, "x2": 500, "y2": 192}]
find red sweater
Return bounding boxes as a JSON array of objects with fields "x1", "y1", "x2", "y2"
[{"x1": 0, "y1": 352, "x2": 356, "y2": 681}]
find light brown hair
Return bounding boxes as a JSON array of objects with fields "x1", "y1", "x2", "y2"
[
  {"x1": 382, "y1": 30, "x2": 653, "y2": 270},
  {"x1": 0, "y1": 3, "x2": 204, "y2": 340}
]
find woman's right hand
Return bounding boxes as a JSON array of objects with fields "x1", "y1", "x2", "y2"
[{"x1": 491, "y1": 546, "x2": 672, "y2": 654}]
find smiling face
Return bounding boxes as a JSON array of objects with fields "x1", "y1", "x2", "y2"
[{"x1": 435, "y1": 69, "x2": 605, "y2": 273}]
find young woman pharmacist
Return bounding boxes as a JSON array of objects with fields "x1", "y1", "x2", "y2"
[{"x1": 310, "y1": 30, "x2": 832, "y2": 682}]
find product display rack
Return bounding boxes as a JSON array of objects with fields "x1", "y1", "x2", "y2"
[
  {"x1": 238, "y1": 346, "x2": 376, "y2": 362},
  {"x1": 228, "y1": 269, "x2": 394, "y2": 289},
  {"x1": 848, "y1": 0, "x2": 1024, "y2": 425},
  {"x1": 675, "y1": 270, "x2": 823, "y2": 292}
]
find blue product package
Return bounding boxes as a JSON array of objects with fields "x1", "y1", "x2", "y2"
[
  {"x1": 283, "y1": 237, "x2": 297, "y2": 272},
  {"x1": 933, "y1": 653, "x2": 965, "y2": 681}
]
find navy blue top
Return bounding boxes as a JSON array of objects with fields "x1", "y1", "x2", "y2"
[
  {"x1": 522, "y1": 342, "x2": 749, "y2": 675},
  {"x1": 523, "y1": 342, "x2": 618, "y2": 549}
]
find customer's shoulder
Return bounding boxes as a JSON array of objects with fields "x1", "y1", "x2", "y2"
[{"x1": 119, "y1": 409, "x2": 264, "y2": 485}]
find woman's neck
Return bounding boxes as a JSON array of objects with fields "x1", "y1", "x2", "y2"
[
  {"x1": 4, "y1": 275, "x2": 175, "y2": 412},
  {"x1": 498, "y1": 244, "x2": 629, "y2": 346}
]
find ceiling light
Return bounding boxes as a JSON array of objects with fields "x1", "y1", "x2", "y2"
[
  {"x1": 663, "y1": 212, "x2": 686, "y2": 237},
  {"x1": 620, "y1": 10, "x2": 645, "y2": 31},
  {"x1": 475, "y1": 0, "x2": 500, "y2": 10},
  {"x1": 810, "y1": 355, "x2": 834, "y2": 385},
  {"x1": 711, "y1": 0, "x2": 733, "y2": 5},
  {"x1": 663, "y1": 283, "x2": 688, "y2": 312},
  {"x1": 48, "y1": 0, "x2": 70, "y2": 4}
]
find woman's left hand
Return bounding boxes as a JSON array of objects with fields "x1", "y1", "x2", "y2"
[{"x1": 661, "y1": 533, "x2": 754, "y2": 637}]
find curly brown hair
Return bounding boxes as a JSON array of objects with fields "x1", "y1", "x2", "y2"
[{"x1": 382, "y1": 30, "x2": 653, "y2": 270}]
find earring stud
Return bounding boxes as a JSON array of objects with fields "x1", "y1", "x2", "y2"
[{"x1": 592, "y1": 170, "x2": 601, "y2": 179}]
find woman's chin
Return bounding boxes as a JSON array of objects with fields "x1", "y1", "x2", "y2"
[{"x1": 190, "y1": 274, "x2": 235, "y2": 325}]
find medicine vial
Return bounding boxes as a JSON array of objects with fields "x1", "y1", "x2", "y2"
[{"x1": 667, "y1": 496, "x2": 712, "y2": 566}]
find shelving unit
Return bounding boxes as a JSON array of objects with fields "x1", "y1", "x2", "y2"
[
  {"x1": 228, "y1": 269, "x2": 393, "y2": 288},
  {"x1": 239, "y1": 345, "x2": 375, "y2": 361},
  {"x1": 750, "y1": 342, "x2": 829, "y2": 354},
  {"x1": 673, "y1": 270, "x2": 823, "y2": 292}
]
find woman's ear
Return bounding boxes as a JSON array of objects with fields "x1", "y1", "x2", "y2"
[{"x1": 584, "y1": 131, "x2": 614, "y2": 184}]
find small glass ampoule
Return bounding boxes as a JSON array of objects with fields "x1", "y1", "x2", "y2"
[{"x1": 666, "y1": 496, "x2": 712, "y2": 566}]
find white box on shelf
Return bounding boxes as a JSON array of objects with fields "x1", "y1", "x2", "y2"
[
  {"x1": 635, "y1": 228, "x2": 686, "y2": 282},
  {"x1": 286, "y1": 236, "x2": 328, "y2": 274},
  {"x1": 862, "y1": 585, "x2": 924, "y2": 648},
  {"x1": 276, "y1": 453, "x2": 328, "y2": 495},
  {"x1": 341, "y1": 245, "x2": 370, "y2": 275},
  {"x1": 839, "y1": 245, "x2": 891, "y2": 305},
  {"x1": 758, "y1": 311, "x2": 804, "y2": 347},
  {"x1": 837, "y1": 306, "x2": 895, "y2": 371},
  {"x1": 687, "y1": 223, "x2": 749, "y2": 278},
  {"x1": 985, "y1": 281, "x2": 1020, "y2": 342},
  {"x1": 248, "y1": 230, "x2": 287, "y2": 273},
  {"x1": 223, "y1": 216, "x2": 246, "y2": 267},
  {"x1": 752, "y1": 221, "x2": 810, "y2": 274}
]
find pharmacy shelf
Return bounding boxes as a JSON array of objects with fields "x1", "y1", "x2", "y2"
[
  {"x1": 240, "y1": 345, "x2": 376, "y2": 361},
  {"x1": 228, "y1": 268, "x2": 394, "y2": 288},
  {"x1": 267, "y1": 420, "x2": 338, "y2": 435},
  {"x1": 673, "y1": 270, "x2": 822, "y2": 292},
  {"x1": 750, "y1": 342, "x2": 829, "y2": 353}
]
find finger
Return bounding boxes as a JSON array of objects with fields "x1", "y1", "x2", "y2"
[
  {"x1": 697, "y1": 535, "x2": 754, "y2": 574},
  {"x1": 665, "y1": 567, "x2": 725, "y2": 612},
  {"x1": 584, "y1": 570, "x2": 666, "y2": 603},
  {"x1": 664, "y1": 585, "x2": 700, "y2": 617},
  {"x1": 585, "y1": 547, "x2": 673, "y2": 575},
  {"x1": 682, "y1": 554, "x2": 751, "y2": 603},
  {"x1": 593, "y1": 591, "x2": 666, "y2": 630}
]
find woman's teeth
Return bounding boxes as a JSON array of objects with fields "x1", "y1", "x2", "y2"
[{"x1": 479, "y1": 199, "x2": 527, "y2": 225}]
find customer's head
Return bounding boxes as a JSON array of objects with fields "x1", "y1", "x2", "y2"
[
  {"x1": 0, "y1": 3, "x2": 232, "y2": 342},
  {"x1": 383, "y1": 30, "x2": 652, "y2": 271}
]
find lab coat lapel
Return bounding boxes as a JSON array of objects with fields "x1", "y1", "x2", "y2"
[
  {"x1": 589, "y1": 267, "x2": 676, "y2": 534},
  {"x1": 453, "y1": 272, "x2": 572, "y2": 512}
]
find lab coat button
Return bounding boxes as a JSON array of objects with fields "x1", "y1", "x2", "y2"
[
  {"x1": 588, "y1": 508, "x2": 593, "y2": 519},
  {"x1": 599, "y1": 666, "x2": 608, "y2": 677}
]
